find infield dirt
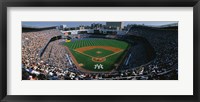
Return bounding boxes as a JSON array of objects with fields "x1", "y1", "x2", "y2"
[{"x1": 75, "y1": 46, "x2": 122, "y2": 53}]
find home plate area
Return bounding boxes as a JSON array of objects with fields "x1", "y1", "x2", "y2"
[{"x1": 92, "y1": 57, "x2": 106, "y2": 62}]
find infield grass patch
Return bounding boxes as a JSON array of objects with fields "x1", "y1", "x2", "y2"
[{"x1": 84, "y1": 48, "x2": 114, "y2": 58}]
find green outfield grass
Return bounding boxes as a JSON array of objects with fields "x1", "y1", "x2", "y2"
[{"x1": 64, "y1": 38, "x2": 129, "y2": 72}]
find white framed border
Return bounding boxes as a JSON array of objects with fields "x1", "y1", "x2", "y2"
[{"x1": 7, "y1": 7, "x2": 193, "y2": 95}]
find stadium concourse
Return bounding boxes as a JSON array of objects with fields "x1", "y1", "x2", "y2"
[{"x1": 22, "y1": 25, "x2": 178, "y2": 80}]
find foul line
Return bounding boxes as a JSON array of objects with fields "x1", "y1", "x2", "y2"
[
  {"x1": 74, "y1": 50, "x2": 94, "y2": 58},
  {"x1": 103, "y1": 50, "x2": 123, "y2": 58}
]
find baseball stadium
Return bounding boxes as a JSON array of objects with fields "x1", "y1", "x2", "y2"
[{"x1": 22, "y1": 22, "x2": 178, "y2": 80}]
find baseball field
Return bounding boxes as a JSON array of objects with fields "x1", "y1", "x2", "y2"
[{"x1": 64, "y1": 38, "x2": 129, "y2": 72}]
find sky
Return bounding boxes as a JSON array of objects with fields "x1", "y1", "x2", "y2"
[{"x1": 22, "y1": 21, "x2": 177, "y2": 28}]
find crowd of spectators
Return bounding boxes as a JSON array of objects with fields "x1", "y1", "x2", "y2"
[
  {"x1": 22, "y1": 29, "x2": 68, "y2": 80},
  {"x1": 126, "y1": 26, "x2": 178, "y2": 79}
]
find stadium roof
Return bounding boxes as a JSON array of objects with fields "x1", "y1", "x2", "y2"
[
  {"x1": 159, "y1": 23, "x2": 178, "y2": 27},
  {"x1": 22, "y1": 25, "x2": 57, "y2": 29}
]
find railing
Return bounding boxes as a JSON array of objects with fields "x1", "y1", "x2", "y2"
[{"x1": 39, "y1": 35, "x2": 62, "y2": 57}]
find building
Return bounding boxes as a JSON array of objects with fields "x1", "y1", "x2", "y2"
[
  {"x1": 59, "y1": 25, "x2": 67, "y2": 30},
  {"x1": 106, "y1": 22, "x2": 124, "y2": 30},
  {"x1": 91, "y1": 23, "x2": 102, "y2": 29},
  {"x1": 79, "y1": 26, "x2": 85, "y2": 30}
]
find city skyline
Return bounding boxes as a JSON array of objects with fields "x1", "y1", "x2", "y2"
[{"x1": 22, "y1": 21, "x2": 177, "y2": 28}]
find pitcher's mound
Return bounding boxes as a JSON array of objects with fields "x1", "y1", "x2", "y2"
[{"x1": 96, "y1": 51, "x2": 102, "y2": 54}]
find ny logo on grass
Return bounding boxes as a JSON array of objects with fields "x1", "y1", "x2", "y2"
[{"x1": 94, "y1": 64, "x2": 103, "y2": 69}]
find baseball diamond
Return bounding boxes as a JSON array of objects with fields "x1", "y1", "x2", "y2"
[{"x1": 64, "y1": 39, "x2": 129, "y2": 72}]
